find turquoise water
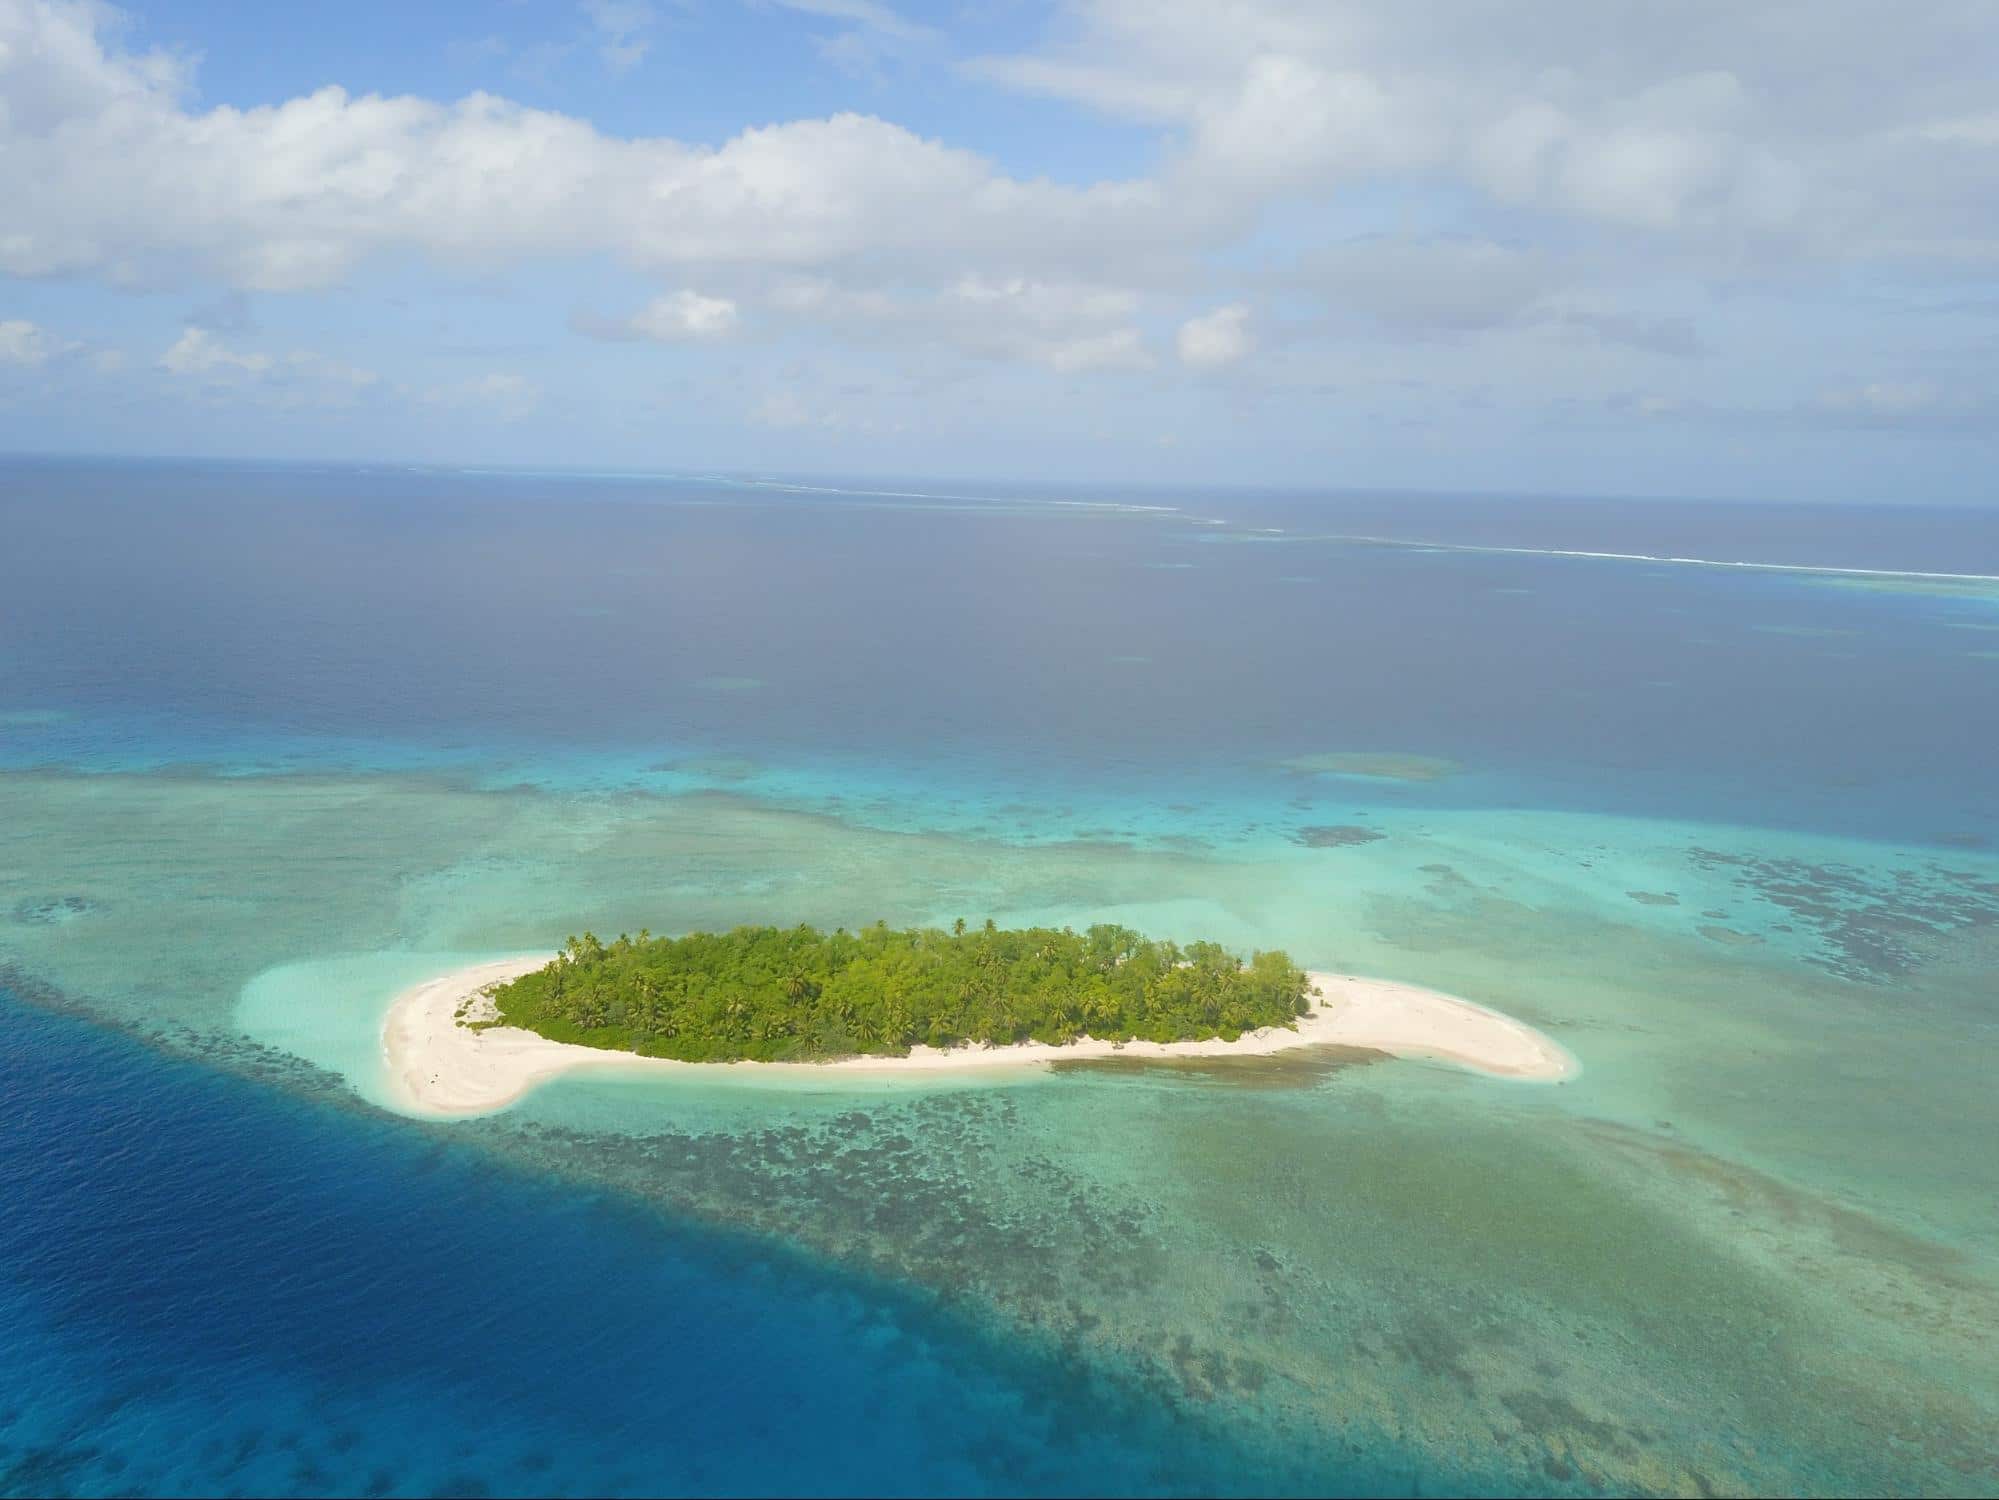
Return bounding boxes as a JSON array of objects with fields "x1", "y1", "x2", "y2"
[{"x1": 2, "y1": 458, "x2": 1997, "y2": 1494}]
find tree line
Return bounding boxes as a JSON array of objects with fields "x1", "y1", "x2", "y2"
[{"x1": 485, "y1": 920, "x2": 1313, "y2": 1062}]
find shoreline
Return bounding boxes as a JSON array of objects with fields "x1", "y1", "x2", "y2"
[{"x1": 382, "y1": 955, "x2": 1578, "y2": 1117}]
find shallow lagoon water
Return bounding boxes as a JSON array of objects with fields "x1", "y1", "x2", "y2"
[{"x1": 3, "y1": 459, "x2": 1997, "y2": 1494}]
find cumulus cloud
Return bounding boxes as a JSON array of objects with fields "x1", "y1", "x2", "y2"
[
  {"x1": 0, "y1": 318, "x2": 74, "y2": 366},
  {"x1": 0, "y1": 0, "x2": 1169, "y2": 296},
  {"x1": 1176, "y1": 304, "x2": 1252, "y2": 368},
  {"x1": 5, "y1": 0, "x2": 1999, "y2": 450},
  {"x1": 775, "y1": 0, "x2": 939, "y2": 76},
  {"x1": 1292, "y1": 237, "x2": 1554, "y2": 333},
  {"x1": 629, "y1": 290, "x2": 740, "y2": 341},
  {"x1": 973, "y1": 0, "x2": 1998, "y2": 254},
  {"x1": 158, "y1": 327, "x2": 377, "y2": 404},
  {"x1": 760, "y1": 273, "x2": 1151, "y2": 372},
  {"x1": 161, "y1": 327, "x2": 273, "y2": 378},
  {"x1": 582, "y1": 0, "x2": 655, "y2": 73}
]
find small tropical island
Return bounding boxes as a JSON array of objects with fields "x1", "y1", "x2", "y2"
[
  {"x1": 380, "y1": 920, "x2": 1578, "y2": 1116},
  {"x1": 487, "y1": 921, "x2": 1314, "y2": 1062}
]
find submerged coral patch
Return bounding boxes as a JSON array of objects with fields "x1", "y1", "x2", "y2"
[
  {"x1": 11, "y1": 894, "x2": 95, "y2": 925},
  {"x1": 1689, "y1": 847, "x2": 1999, "y2": 982},
  {"x1": 651, "y1": 755, "x2": 761, "y2": 782},
  {"x1": 1278, "y1": 752, "x2": 1460, "y2": 783},
  {"x1": 1697, "y1": 925, "x2": 1763, "y2": 947},
  {"x1": 1293, "y1": 825, "x2": 1387, "y2": 848}
]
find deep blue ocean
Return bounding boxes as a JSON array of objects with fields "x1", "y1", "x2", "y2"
[
  {"x1": 3, "y1": 457, "x2": 1996, "y2": 1496},
  {"x1": 5, "y1": 458, "x2": 1996, "y2": 840},
  {"x1": 2, "y1": 991, "x2": 1357, "y2": 1497}
]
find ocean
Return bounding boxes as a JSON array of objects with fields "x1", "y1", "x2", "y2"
[{"x1": 2, "y1": 456, "x2": 1995, "y2": 1495}]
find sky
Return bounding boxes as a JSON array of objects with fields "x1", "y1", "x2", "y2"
[{"x1": 1, "y1": 0, "x2": 1996, "y2": 502}]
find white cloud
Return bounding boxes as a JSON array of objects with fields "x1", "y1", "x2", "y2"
[
  {"x1": 630, "y1": 289, "x2": 740, "y2": 341},
  {"x1": 755, "y1": 273, "x2": 1151, "y2": 373},
  {"x1": 774, "y1": 0, "x2": 932, "y2": 44},
  {"x1": 161, "y1": 327, "x2": 273, "y2": 378},
  {"x1": 973, "y1": 0, "x2": 1999, "y2": 255},
  {"x1": 1176, "y1": 304, "x2": 1251, "y2": 368},
  {"x1": 582, "y1": 0, "x2": 655, "y2": 73},
  {"x1": 0, "y1": 318, "x2": 73, "y2": 366},
  {"x1": 6, "y1": 0, "x2": 1999, "y2": 447},
  {"x1": 0, "y1": 0, "x2": 1167, "y2": 295},
  {"x1": 775, "y1": 0, "x2": 938, "y2": 76},
  {"x1": 158, "y1": 326, "x2": 378, "y2": 404},
  {"x1": 1293, "y1": 237, "x2": 1553, "y2": 332}
]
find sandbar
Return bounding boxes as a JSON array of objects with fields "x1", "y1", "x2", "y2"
[{"x1": 382, "y1": 956, "x2": 1576, "y2": 1117}]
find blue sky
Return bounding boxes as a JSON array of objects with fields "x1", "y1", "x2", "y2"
[{"x1": 2, "y1": 0, "x2": 1996, "y2": 501}]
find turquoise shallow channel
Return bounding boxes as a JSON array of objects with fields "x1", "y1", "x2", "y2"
[{"x1": 2, "y1": 459, "x2": 1997, "y2": 1496}]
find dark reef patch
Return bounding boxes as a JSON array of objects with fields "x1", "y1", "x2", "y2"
[
  {"x1": 1293, "y1": 825, "x2": 1386, "y2": 848},
  {"x1": 11, "y1": 895, "x2": 95, "y2": 925},
  {"x1": 1688, "y1": 847, "x2": 1999, "y2": 982},
  {"x1": 1697, "y1": 925, "x2": 1763, "y2": 948},
  {"x1": 1049, "y1": 1044, "x2": 1385, "y2": 1087},
  {"x1": 1625, "y1": 891, "x2": 1680, "y2": 907}
]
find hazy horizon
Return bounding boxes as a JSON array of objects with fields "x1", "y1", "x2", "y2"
[{"x1": 8, "y1": 447, "x2": 1999, "y2": 514}]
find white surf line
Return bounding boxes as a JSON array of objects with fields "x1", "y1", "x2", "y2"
[
  {"x1": 715, "y1": 476, "x2": 1193, "y2": 517},
  {"x1": 439, "y1": 466, "x2": 1189, "y2": 516},
  {"x1": 1259, "y1": 531, "x2": 1999, "y2": 585}
]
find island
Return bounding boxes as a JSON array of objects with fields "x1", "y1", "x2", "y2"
[
  {"x1": 488, "y1": 921, "x2": 1314, "y2": 1061},
  {"x1": 382, "y1": 921, "x2": 1578, "y2": 1116}
]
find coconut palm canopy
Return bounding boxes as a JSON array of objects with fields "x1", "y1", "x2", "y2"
[{"x1": 488, "y1": 922, "x2": 1312, "y2": 1062}]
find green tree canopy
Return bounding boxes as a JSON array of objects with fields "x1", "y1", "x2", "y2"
[{"x1": 485, "y1": 921, "x2": 1312, "y2": 1063}]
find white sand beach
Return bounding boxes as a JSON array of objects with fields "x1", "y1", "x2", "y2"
[{"x1": 382, "y1": 956, "x2": 1577, "y2": 1117}]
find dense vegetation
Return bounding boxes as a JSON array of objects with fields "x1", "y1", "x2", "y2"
[{"x1": 485, "y1": 921, "x2": 1313, "y2": 1062}]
